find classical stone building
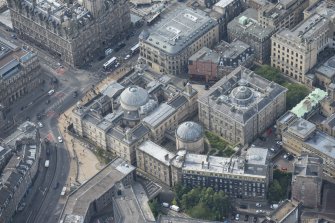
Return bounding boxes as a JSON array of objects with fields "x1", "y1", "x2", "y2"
[
  {"x1": 71, "y1": 66, "x2": 198, "y2": 164},
  {"x1": 278, "y1": 112, "x2": 335, "y2": 182},
  {"x1": 0, "y1": 37, "x2": 41, "y2": 131},
  {"x1": 60, "y1": 158, "x2": 136, "y2": 223},
  {"x1": 171, "y1": 147, "x2": 271, "y2": 199},
  {"x1": 258, "y1": 0, "x2": 309, "y2": 30},
  {"x1": 292, "y1": 154, "x2": 323, "y2": 208},
  {"x1": 139, "y1": 6, "x2": 219, "y2": 76},
  {"x1": 175, "y1": 121, "x2": 204, "y2": 154},
  {"x1": 271, "y1": 10, "x2": 335, "y2": 84},
  {"x1": 7, "y1": 0, "x2": 130, "y2": 67},
  {"x1": 136, "y1": 140, "x2": 175, "y2": 186},
  {"x1": 198, "y1": 66, "x2": 287, "y2": 146},
  {"x1": 227, "y1": 8, "x2": 275, "y2": 64},
  {"x1": 0, "y1": 122, "x2": 40, "y2": 223}
]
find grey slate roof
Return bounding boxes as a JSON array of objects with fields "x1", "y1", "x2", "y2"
[{"x1": 142, "y1": 6, "x2": 217, "y2": 55}]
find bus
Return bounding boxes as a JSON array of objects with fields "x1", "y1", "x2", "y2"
[
  {"x1": 130, "y1": 43, "x2": 140, "y2": 55},
  {"x1": 103, "y1": 57, "x2": 117, "y2": 70}
]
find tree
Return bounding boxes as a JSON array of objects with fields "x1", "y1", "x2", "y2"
[
  {"x1": 148, "y1": 198, "x2": 159, "y2": 217},
  {"x1": 255, "y1": 65, "x2": 285, "y2": 85},
  {"x1": 268, "y1": 180, "x2": 284, "y2": 202},
  {"x1": 283, "y1": 83, "x2": 310, "y2": 110}
]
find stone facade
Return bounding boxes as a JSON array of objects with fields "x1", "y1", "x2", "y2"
[
  {"x1": 0, "y1": 37, "x2": 41, "y2": 109},
  {"x1": 291, "y1": 154, "x2": 323, "y2": 208},
  {"x1": 258, "y1": 0, "x2": 309, "y2": 30},
  {"x1": 71, "y1": 67, "x2": 198, "y2": 164},
  {"x1": 198, "y1": 66, "x2": 287, "y2": 146},
  {"x1": 139, "y1": 6, "x2": 219, "y2": 76},
  {"x1": 7, "y1": 0, "x2": 130, "y2": 67},
  {"x1": 227, "y1": 8, "x2": 275, "y2": 64}
]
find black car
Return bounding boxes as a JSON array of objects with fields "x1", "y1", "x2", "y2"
[
  {"x1": 253, "y1": 217, "x2": 258, "y2": 222},
  {"x1": 244, "y1": 215, "x2": 249, "y2": 221},
  {"x1": 239, "y1": 204, "x2": 247, "y2": 209}
]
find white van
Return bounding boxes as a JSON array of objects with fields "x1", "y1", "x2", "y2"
[
  {"x1": 48, "y1": 89, "x2": 55, "y2": 95},
  {"x1": 170, "y1": 205, "x2": 180, "y2": 212}
]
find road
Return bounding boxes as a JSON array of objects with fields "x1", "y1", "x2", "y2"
[
  {"x1": 0, "y1": 25, "x2": 135, "y2": 223},
  {"x1": 0, "y1": 12, "x2": 144, "y2": 222}
]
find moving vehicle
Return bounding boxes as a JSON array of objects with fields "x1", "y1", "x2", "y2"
[
  {"x1": 256, "y1": 203, "x2": 262, "y2": 207},
  {"x1": 105, "y1": 48, "x2": 113, "y2": 56},
  {"x1": 37, "y1": 122, "x2": 43, "y2": 128},
  {"x1": 130, "y1": 43, "x2": 140, "y2": 55},
  {"x1": 58, "y1": 136, "x2": 63, "y2": 143},
  {"x1": 61, "y1": 186, "x2": 67, "y2": 196},
  {"x1": 45, "y1": 160, "x2": 50, "y2": 168},
  {"x1": 162, "y1": 202, "x2": 169, "y2": 208},
  {"x1": 170, "y1": 205, "x2": 180, "y2": 212},
  {"x1": 235, "y1": 214, "x2": 240, "y2": 221},
  {"x1": 271, "y1": 204, "x2": 279, "y2": 209},
  {"x1": 124, "y1": 54, "x2": 131, "y2": 60},
  {"x1": 48, "y1": 89, "x2": 55, "y2": 95},
  {"x1": 103, "y1": 57, "x2": 117, "y2": 70}
]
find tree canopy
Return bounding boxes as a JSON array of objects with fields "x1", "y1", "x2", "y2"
[
  {"x1": 174, "y1": 185, "x2": 231, "y2": 221},
  {"x1": 254, "y1": 65, "x2": 310, "y2": 110}
]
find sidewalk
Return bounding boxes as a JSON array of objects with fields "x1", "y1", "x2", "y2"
[{"x1": 58, "y1": 109, "x2": 102, "y2": 189}]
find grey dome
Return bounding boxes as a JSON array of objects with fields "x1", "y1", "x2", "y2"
[
  {"x1": 231, "y1": 86, "x2": 253, "y2": 100},
  {"x1": 176, "y1": 122, "x2": 203, "y2": 142},
  {"x1": 120, "y1": 86, "x2": 149, "y2": 111}
]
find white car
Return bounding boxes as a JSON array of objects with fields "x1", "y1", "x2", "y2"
[
  {"x1": 256, "y1": 203, "x2": 262, "y2": 207},
  {"x1": 58, "y1": 136, "x2": 63, "y2": 143},
  {"x1": 115, "y1": 62, "x2": 120, "y2": 68},
  {"x1": 124, "y1": 54, "x2": 131, "y2": 60},
  {"x1": 37, "y1": 122, "x2": 43, "y2": 128},
  {"x1": 276, "y1": 141, "x2": 283, "y2": 145}
]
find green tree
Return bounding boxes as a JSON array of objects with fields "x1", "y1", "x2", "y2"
[
  {"x1": 148, "y1": 198, "x2": 159, "y2": 217},
  {"x1": 171, "y1": 198, "x2": 177, "y2": 206},
  {"x1": 268, "y1": 179, "x2": 284, "y2": 202},
  {"x1": 283, "y1": 83, "x2": 310, "y2": 110},
  {"x1": 255, "y1": 65, "x2": 285, "y2": 85}
]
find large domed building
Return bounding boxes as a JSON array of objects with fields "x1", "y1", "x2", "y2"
[
  {"x1": 176, "y1": 121, "x2": 204, "y2": 153},
  {"x1": 120, "y1": 86, "x2": 150, "y2": 125}
]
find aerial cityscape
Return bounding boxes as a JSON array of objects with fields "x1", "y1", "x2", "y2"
[{"x1": 0, "y1": 0, "x2": 335, "y2": 222}]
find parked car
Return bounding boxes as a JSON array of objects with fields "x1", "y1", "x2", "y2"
[
  {"x1": 256, "y1": 203, "x2": 262, "y2": 207},
  {"x1": 162, "y1": 202, "x2": 169, "y2": 208},
  {"x1": 244, "y1": 215, "x2": 249, "y2": 221},
  {"x1": 58, "y1": 136, "x2": 63, "y2": 143},
  {"x1": 37, "y1": 122, "x2": 43, "y2": 128},
  {"x1": 235, "y1": 214, "x2": 240, "y2": 221}
]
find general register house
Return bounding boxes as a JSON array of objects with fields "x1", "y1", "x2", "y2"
[
  {"x1": 7, "y1": 0, "x2": 130, "y2": 66},
  {"x1": 198, "y1": 66, "x2": 287, "y2": 146}
]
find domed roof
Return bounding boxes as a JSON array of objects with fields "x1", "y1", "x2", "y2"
[
  {"x1": 231, "y1": 86, "x2": 253, "y2": 100},
  {"x1": 176, "y1": 122, "x2": 203, "y2": 142},
  {"x1": 120, "y1": 86, "x2": 149, "y2": 111}
]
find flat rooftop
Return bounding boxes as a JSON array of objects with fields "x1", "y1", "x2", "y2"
[
  {"x1": 113, "y1": 187, "x2": 147, "y2": 223},
  {"x1": 276, "y1": 13, "x2": 329, "y2": 43},
  {"x1": 189, "y1": 47, "x2": 220, "y2": 64},
  {"x1": 0, "y1": 37, "x2": 32, "y2": 79},
  {"x1": 61, "y1": 158, "x2": 135, "y2": 219},
  {"x1": 228, "y1": 8, "x2": 274, "y2": 40},
  {"x1": 143, "y1": 6, "x2": 217, "y2": 55},
  {"x1": 305, "y1": 131, "x2": 335, "y2": 160},
  {"x1": 4, "y1": 121, "x2": 38, "y2": 149},
  {"x1": 138, "y1": 140, "x2": 175, "y2": 166},
  {"x1": 290, "y1": 88, "x2": 327, "y2": 118},
  {"x1": 287, "y1": 118, "x2": 316, "y2": 139},
  {"x1": 270, "y1": 200, "x2": 299, "y2": 221},
  {"x1": 246, "y1": 147, "x2": 268, "y2": 166},
  {"x1": 181, "y1": 153, "x2": 267, "y2": 178},
  {"x1": 316, "y1": 56, "x2": 335, "y2": 78}
]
